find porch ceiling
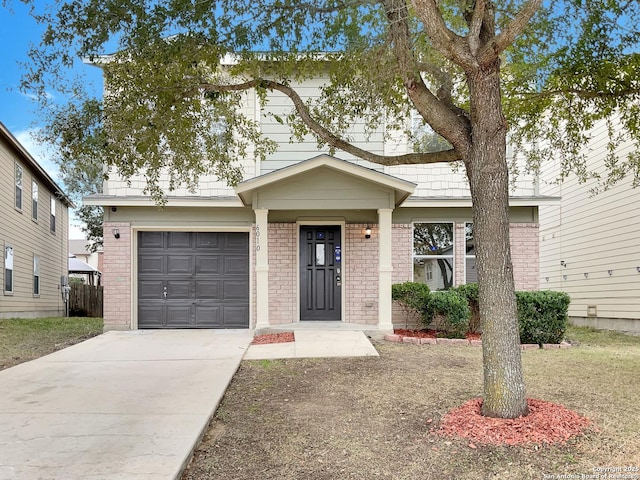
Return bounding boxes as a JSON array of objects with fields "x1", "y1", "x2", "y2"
[{"x1": 235, "y1": 155, "x2": 416, "y2": 210}]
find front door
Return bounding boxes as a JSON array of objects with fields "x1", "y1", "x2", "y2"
[{"x1": 300, "y1": 225, "x2": 342, "y2": 321}]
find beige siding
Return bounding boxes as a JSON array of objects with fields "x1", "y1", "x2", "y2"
[
  {"x1": 0, "y1": 135, "x2": 69, "y2": 318},
  {"x1": 260, "y1": 77, "x2": 385, "y2": 173},
  {"x1": 539, "y1": 116, "x2": 640, "y2": 325},
  {"x1": 103, "y1": 75, "x2": 538, "y2": 200}
]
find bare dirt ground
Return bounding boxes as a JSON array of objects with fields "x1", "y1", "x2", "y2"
[{"x1": 182, "y1": 328, "x2": 640, "y2": 480}]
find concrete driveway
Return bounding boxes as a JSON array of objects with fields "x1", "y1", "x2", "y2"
[{"x1": 0, "y1": 329, "x2": 253, "y2": 480}]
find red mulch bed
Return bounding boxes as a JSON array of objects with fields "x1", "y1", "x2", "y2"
[
  {"x1": 252, "y1": 332, "x2": 295, "y2": 345},
  {"x1": 395, "y1": 329, "x2": 482, "y2": 341},
  {"x1": 436, "y1": 398, "x2": 592, "y2": 446}
]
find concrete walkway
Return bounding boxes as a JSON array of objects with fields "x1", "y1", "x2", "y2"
[
  {"x1": 244, "y1": 330, "x2": 379, "y2": 360},
  {"x1": 0, "y1": 330, "x2": 253, "y2": 480}
]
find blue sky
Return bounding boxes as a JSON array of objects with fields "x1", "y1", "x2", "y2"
[{"x1": 1, "y1": 1, "x2": 103, "y2": 238}]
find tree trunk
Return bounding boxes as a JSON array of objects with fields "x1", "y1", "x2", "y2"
[{"x1": 466, "y1": 59, "x2": 529, "y2": 419}]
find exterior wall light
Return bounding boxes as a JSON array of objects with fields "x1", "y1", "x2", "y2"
[
  {"x1": 365, "y1": 226, "x2": 372, "y2": 239},
  {"x1": 113, "y1": 228, "x2": 120, "y2": 239}
]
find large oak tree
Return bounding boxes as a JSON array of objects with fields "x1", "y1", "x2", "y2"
[{"x1": 21, "y1": 0, "x2": 640, "y2": 418}]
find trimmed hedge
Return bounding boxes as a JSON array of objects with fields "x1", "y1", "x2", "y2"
[
  {"x1": 392, "y1": 281, "x2": 571, "y2": 343},
  {"x1": 424, "y1": 290, "x2": 471, "y2": 338},
  {"x1": 516, "y1": 290, "x2": 571, "y2": 345},
  {"x1": 451, "y1": 283, "x2": 480, "y2": 333},
  {"x1": 391, "y1": 282, "x2": 430, "y2": 328}
]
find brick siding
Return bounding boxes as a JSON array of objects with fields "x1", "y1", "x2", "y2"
[
  {"x1": 102, "y1": 222, "x2": 131, "y2": 330},
  {"x1": 345, "y1": 224, "x2": 379, "y2": 325},
  {"x1": 268, "y1": 223, "x2": 297, "y2": 324},
  {"x1": 510, "y1": 223, "x2": 539, "y2": 290}
]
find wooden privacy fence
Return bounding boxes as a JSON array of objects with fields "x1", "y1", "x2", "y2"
[{"x1": 69, "y1": 284, "x2": 104, "y2": 318}]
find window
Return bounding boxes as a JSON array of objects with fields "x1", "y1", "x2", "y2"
[
  {"x1": 465, "y1": 223, "x2": 477, "y2": 284},
  {"x1": 50, "y1": 196, "x2": 56, "y2": 233},
  {"x1": 15, "y1": 164, "x2": 23, "y2": 210},
  {"x1": 33, "y1": 255, "x2": 40, "y2": 295},
  {"x1": 32, "y1": 181, "x2": 39, "y2": 221},
  {"x1": 410, "y1": 110, "x2": 451, "y2": 153},
  {"x1": 4, "y1": 246, "x2": 14, "y2": 294},
  {"x1": 413, "y1": 222, "x2": 454, "y2": 290}
]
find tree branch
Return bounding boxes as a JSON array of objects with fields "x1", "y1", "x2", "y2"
[
  {"x1": 385, "y1": 0, "x2": 471, "y2": 153},
  {"x1": 411, "y1": 0, "x2": 477, "y2": 70},
  {"x1": 467, "y1": 0, "x2": 487, "y2": 55},
  {"x1": 198, "y1": 78, "x2": 462, "y2": 166},
  {"x1": 479, "y1": 0, "x2": 541, "y2": 64}
]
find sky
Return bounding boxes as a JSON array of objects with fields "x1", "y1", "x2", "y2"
[{"x1": 0, "y1": 1, "x2": 103, "y2": 240}]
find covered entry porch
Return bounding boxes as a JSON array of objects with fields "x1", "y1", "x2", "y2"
[{"x1": 235, "y1": 155, "x2": 415, "y2": 331}]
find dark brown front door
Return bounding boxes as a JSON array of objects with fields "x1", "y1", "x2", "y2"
[{"x1": 300, "y1": 226, "x2": 342, "y2": 321}]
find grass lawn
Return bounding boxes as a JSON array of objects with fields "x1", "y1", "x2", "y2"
[
  {"x1": 0, "y1": 317, "x2": 103, "y2": 371},
  {"x1": 182, "y1": 325, "x2": 640, "y2": 480}
]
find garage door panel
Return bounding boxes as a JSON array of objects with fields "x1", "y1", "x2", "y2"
[
  {"x1": 196, "y1": 233, "x2": 221, "y2": 250},
  {"x1": 138, "y1": 231, "x2": 249, "y2": 329},
  {"x1": 139, "y1": 231, "x2": 164, "y2": 249},
  {"x1": 225, "y1": 234, "x2": 249, "y2": 251},
  {"x1": 195, "y1": 280, "x2": 221, "y2": 299},
  {"x1": 139, "y1": 280, "x2": 164, "y2": 299},
  {"x1": 167, "y1": 255, "x2": 193, "y2": 274},
  {"x1": 139, "y1": 256, "x2": 164, "y2": 275},
  {"x1": 167, "y1": 280, "x2": 192, "y2": 299},
  {"x1": 223, "y1": 256, "x2": 249, "y2": 275},
  {"x1": 167, "y1": 232, "x2": 192, "y2": 249},
  {"x1": 195, "y1": 255, "x2": 221, "y2": 274},
  {"x1": 139, "y1": 305, "x2": 164, "y2": 328},
  {"x1": 224, "y1": 280, "x2": 250, "y2": 300},
  {"x1": 166, "y1": 306, "x2": 193, "y2": 326},
  {"x1": 194, "y1": 305, "x2": 221, "y2": 326},
  {"x1": 223, "y1": 306, "x2": 250, "y2": 327}
]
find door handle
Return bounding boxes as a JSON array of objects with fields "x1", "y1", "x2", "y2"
[
  {"x1": 336, "y1": 275, "x2": 341, "y2": 287},
  {"x1": 163, "y1": 286, "x2": 168, "y2": 298}
]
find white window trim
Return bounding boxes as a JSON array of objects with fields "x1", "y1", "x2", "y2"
[
  {"x1": 464, "y1": 222, "x2": 476, "y2": 284},
  {"x1": 15, "y1": 163, "x2": 23, "y2": 211},
  {"x1": 4, "y1": 245, "x2": 14, "y2": 295},
  {"x1": 32, "y1": 180, "x2": 39, "y2": 222},
  {"x1": 50, "y1": 196, "x2": 56, "y2": 233},
  {"x1": 33, "y1": 254, "x2": 40, "y2": 296},
  {"x1": 412, "y1": 222, "x2": 455, "y2": 290}
]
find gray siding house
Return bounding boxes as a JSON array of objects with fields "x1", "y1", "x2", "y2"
[{"x1": 0, "y1": 121, "x2": 73, "y2": 318}]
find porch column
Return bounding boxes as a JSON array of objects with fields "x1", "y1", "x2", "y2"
[
  {"x1": 255, "y1": 208, "x2": 269, "y2": 329},
  {"x1": 378, "y1": 208, "x2": 394, "y2": 330}
]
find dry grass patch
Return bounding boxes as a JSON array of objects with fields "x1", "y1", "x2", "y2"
[
  {"x1": 182, "y1": 326, "x2": 640, "y2": 480},
  {"x1": 0, "y1": 317, "x2": 103, "y2": 370}
]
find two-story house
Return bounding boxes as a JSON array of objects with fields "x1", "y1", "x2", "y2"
[
  {"x1": 0, "y1": 121, "x2": 73, "y2": 318},
  {"x1": 539, "y1": 116, "x2": 640, "y2": 334},
  {"x1": 84, "y1": 76, "x2": 554, "y2": 332}
]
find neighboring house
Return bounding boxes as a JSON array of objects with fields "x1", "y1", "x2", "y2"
[
  {"x1": 85, "y1": 76, "x2": 554, "y2": 332},
  {"x1": 539, "y1": 118, "x2": 640, "y2": 334},
  {"x1": 0, "y1": 121, "x2": 73, "y2": 318},
  {"x1": 68, "y1": 239, "x2": 103, "y2": 285}
]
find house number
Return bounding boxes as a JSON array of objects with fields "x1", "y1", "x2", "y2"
[{"x1": 255, "y1": 225, "x2": 260, "y2": 252}]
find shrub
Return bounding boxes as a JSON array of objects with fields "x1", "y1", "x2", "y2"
[
  {"x1": 423, "y1": 290, "x2": 471, "y2": 338},
  {"x1": 452, "y1": 283, "x2": 480, "y2": 332},
  {"x1": 391, "y1": 282, "x2": 431, "y2": 328},
  {"x1": 516, "y1": 290, "x2": 571, "y2": 345}
]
